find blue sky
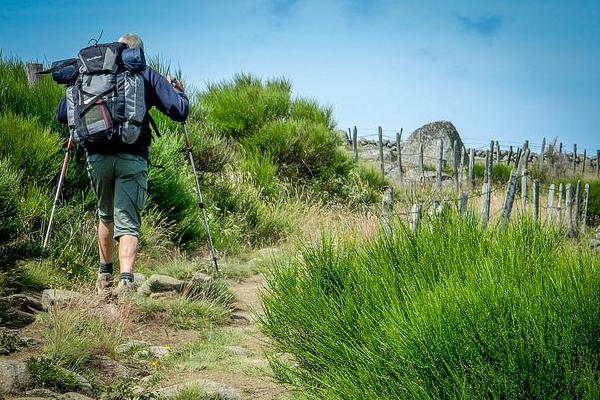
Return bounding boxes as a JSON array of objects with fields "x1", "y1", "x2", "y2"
[{"x1": 1, "y1": 0, "x2": 599, "y2": 152}]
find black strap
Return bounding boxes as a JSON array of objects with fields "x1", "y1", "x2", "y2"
[{"x1": 148, "y1": 115, "x2": 161, "y2": 138}]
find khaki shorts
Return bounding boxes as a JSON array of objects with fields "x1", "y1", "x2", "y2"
[{"x1": 87, "y1": 153, "x2": 148, "y2": 240}]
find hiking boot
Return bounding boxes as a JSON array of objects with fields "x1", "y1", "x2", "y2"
[
  {"x1": 115, "y1": 279, "x2": 134, "y2": 302},
  {"x1": 96, "y1": 273, "x2": 114, "y2": 299}
]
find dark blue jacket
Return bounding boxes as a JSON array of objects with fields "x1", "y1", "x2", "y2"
[{"x1": 56, "y1": 66, "x2": 189, "y2": 159}]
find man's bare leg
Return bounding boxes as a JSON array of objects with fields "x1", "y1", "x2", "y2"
[
  {"x1": 98, "y1": 221, "x2": 114, "y2": 263},
  {"x1": 118, "y1": 235, "x2": 138, "y2": 275},
  {"x1": 97, "y1": 221, "x2": 115, "y2": 298}
]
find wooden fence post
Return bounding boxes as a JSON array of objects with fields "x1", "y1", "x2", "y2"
[
  {"x1": 546, "y1": 183, "x2": 555, "y2": 225},
  {"x1": 573, "y1": 144, "x2": 577, "y2": 174},
  {"x1": 566, "y1": 183, "x2": 574, "y2": 236},
  {"x1": 397, "y1": 129, "x2": 403, "y2": 183},
  {"x1": 581, "y1": 183, "x2": 589, "y2": 235},
  {"x1": 501, "y1": 170, "x2": 519, "y2": 227},
  {"x1": 436, "y1": 139, "x2": 443, "y2": 188},
  {"x1": 382, "y1": 186, "x2": 393, "y2": 236},
  {"x1": 489, "y1": 140, "x2": 495, "y2": 172},
  {"x1": 574, "y1": 180, "x2": 581, "y2": 232},
  {"x1": 469, "y1": 148, "x2": 475, "y2": 190},
  {"x1": 484, "y1": 150, "x2": 490, "y2": 184},
  {"x1": 410, "y1": 204, "x2": 421, "y2": 233},
  {"x1": 582, "y1": 149, "x2": 587, "y2": 174},
  {"x1": 459, "y1": 146, "x2": 466, "y2": 189},
  {"x1": 352, "y1": 126, "x2": 358, "y2": 161},
  {"x1": 533, "y1": 180, "x2": 540, "y2": 222},
  {"x1": 495, "y1": 141, "x2": 501, "y2": 164},
  {"x1": 418, "y1": 143, "x2": 424, "y2": 178},
  {"x1": 481, "y1": 182, "x2": 491, "y2": 226},
  {"x1": 458, "y1": 191, "x2": 469, "y2": 215},
  {"x1": 596, "y1": 150, "x2": 600, "y2": 178},
  {"x1": 378, "y1": 126, "x2": 384, "y2": 176},
  {"x1": 347, "y1": 128, "x2": 352, "y2": 144},
  {"x1": 557, "y1": 183, "x2": 563, "y2": 227},
  {"x1": 25, "y1": 62, "x2": 43, "y2": 86},
  {"x1": 508, "y1": 146, "x2": 513, "y2": 166},
  {"x1": 453, "y1": 140, "x2": 459, "y2": 192},
  {"x1": 559, "y1": 142, "x2": 563, "y2": 155},
  {"x1": 540, "y1": 137, "x2": 546, "y2": 170}
]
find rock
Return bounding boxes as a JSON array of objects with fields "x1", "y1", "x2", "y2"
[
  {"x1": 115, "y1": 340, "x2": 149, "y2": 354},
  {"x1": 147, "y1": 345, "x2": 170, "y2": 358},
  {"x1": 589, "y1": 239, "x2": 600, "y2": 250},
  {"x1": 41, "y1": 289, "x2": 82, "y2": 311},
  {"x1": 3, "y1": 310, "x2": 36, "y2": 329},
  {"x1": 0, "y1": 359, "x2": 32, "y2": 393},
  {"x1": 25, "y1": 388, "x2": 60, "y2": 398},
  {"x1": 89, "y1": 356, "x2": 133, "y2": 379},
  {"x1": 46, "y1": 367, "x2": 94, "y2": 397},
  {"x1": 595, "y1": 225, "x2": 600, "y2": 238},
  {"x1": 133, "y1": 273, "x2": 147, "y2": 290},
  {"x1": 401, "y1": 121, "x2": 464, "y2": 168},
  {"x1": 59, "y1": 393, "x2": 95, "y2": 400},
  {"x1": 5, "y1": 293, "x2": 44, "y2": 312},
  {"x1": 184, "y1": 272, "x2": 214, "y2": 296},
  {"x1": 137, "y1": 274, "x2": 184, "y2": 296},
  {"x1": 151, "y1": 379, "x2": 241, "y2": 399}
]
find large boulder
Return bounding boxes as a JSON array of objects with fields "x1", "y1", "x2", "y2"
[
  {"x1": 0, "y1": 359, "x2": 32, "y2": 393},
  {"x1": 401, "y1": 121, "x2": 464, "y2": 168}
]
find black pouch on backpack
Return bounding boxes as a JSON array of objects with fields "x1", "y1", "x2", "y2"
[{"x1": 39, "y1": 58, "x2": 78, "y2": 85}]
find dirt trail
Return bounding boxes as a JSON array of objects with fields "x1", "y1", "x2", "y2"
[{"x1": 156, "y1": 272, "x2": 291, "y2": 400}]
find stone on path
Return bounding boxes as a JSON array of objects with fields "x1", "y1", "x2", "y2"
[
  {"x1": 137, "y1": 274, "x2": 184, "y2": 296},
  {"x1": 151, "y1": 379, "x2": 241, "y2": 399},
  {"x1": 41, "y1": 289, "x2": 82, "y2": 311}
]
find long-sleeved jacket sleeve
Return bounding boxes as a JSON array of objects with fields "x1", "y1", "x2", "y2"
[
  {"x1": 142, "y1": 67, "x2": 189, "y2": 122},
  {"x1": 56, "y1": 96, "x2": 67, "y2": 124}
]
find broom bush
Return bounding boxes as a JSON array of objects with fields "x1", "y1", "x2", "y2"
[{"x1": 260, "y1": 215, "x2": 600, "y2": 399}]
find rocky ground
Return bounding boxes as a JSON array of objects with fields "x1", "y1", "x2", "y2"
[{"x1": 0, "y1": 250, "x2": 292, "y2": 400}]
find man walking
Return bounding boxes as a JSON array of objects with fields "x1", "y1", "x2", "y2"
[{"x1": 56, "y1": 33, "x2": 189, "y2": 300}]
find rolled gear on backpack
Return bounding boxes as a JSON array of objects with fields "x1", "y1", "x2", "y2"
[{"x1": 66, "y1": 42, "x2": 148, "y2": 147}]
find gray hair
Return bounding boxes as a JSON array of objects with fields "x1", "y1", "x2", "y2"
[{"x1": 118, "y1": 33, "x2": 144, "y2": 50}]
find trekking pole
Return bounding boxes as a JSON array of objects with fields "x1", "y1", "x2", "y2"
[
  {"x1": 180, "y1": 122, "x2": 219, "y2": 273},
  {"x1": 42, "y1": 132, "x2": 74, "y2": 250}
]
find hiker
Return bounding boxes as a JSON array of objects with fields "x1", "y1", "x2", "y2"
[{"x1": 55, "y1": 33, "x2": 189, "y2": 299}]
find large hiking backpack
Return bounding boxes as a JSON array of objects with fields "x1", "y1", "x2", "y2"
[{"x1": 62, "y1": 42, "x2": 147, "y2": 146}]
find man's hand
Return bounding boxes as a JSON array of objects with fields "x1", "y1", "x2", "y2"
[{"x1": 166, "y1": 75, "x2": 185, "y2": 93}]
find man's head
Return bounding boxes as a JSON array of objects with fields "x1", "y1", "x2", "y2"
[{"x1": 118, "y1": 33, "x2": 144, "y2": 50}]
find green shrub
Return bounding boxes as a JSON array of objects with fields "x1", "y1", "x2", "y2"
[
  {"x1": 26, "y1": 357, "x2": 82, "y2": 393},
  {"x1": 289, "y1": 97, "x2": 335, "y2": 129},
  {"x1": 200, "y1": 73, "x2": 291, "y2": 138},
  {"x1": 0, "y1": 159, "x2": 39, "y2": 275},
  {"x1": 491, "y1": 163, "x2": 513, "y2": 184},
  {"x1": 0, "y1": 327, "x2": 26, "y2": 354},
  {"x1": 260, "y1": 215, "x2": 600, "y2": 399},
  {"x1": 0, "y1": 112, "x2": 62, "y2": 186},
  {"x1": 0, "y1": 56, "x2": 66, "y2": 132}
]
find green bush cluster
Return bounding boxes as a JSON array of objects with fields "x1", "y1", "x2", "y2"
[{"x1": 260, "y1": 215, "x2": 600, "y2": 399}]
